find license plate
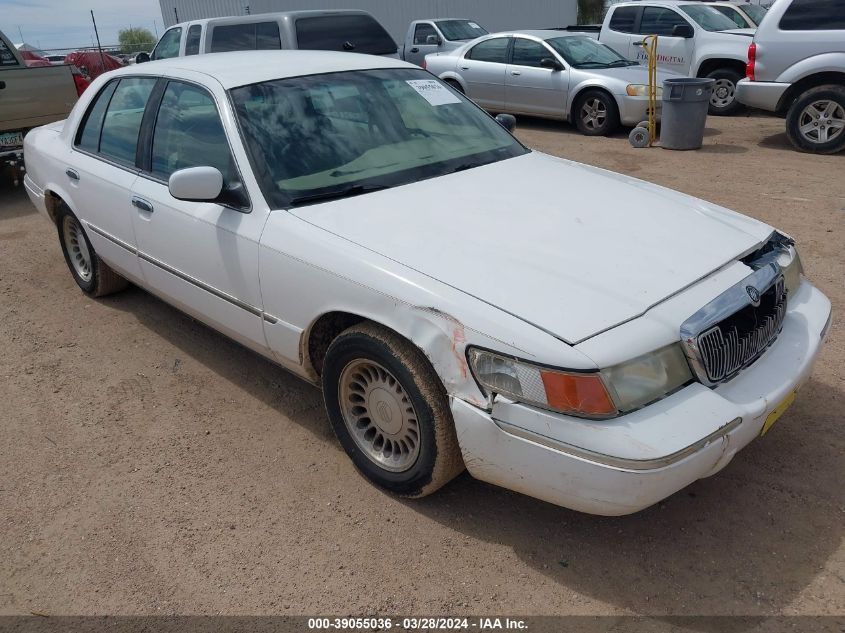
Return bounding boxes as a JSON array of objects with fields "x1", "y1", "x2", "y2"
[
  {"x1": 0, "y1": 131, "x2": 24, "y2": 148},
  {"x1": 761, "y1": 390, "x2": 796, "y2": 436}
]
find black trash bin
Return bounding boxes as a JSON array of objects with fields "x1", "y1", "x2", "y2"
[{"x1": 660, "y1": 77, "x2": 715, "y2": 150}]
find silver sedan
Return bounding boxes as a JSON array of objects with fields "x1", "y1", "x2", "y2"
[{"x1": 425, "y1": 30, "x2": 678, "y2": 136}]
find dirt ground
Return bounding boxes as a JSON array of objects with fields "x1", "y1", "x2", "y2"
[{"x1": 0, "y1": 113, "x2": 843, "y2": 618}]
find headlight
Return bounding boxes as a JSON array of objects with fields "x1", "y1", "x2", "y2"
[
  {"x1": 468, "y1": 344, "x2": 693, "y2": 419},
  {"x1": 467, "y1": 348, "x2": 617, "y2": 418},
  {"x1": 600, "y1": 344, "x2": 692, "y2": 412},
  {"x1": 626, "y1": 84, "x2": 663, "y2": 97},
  {"x1": 777, "y1": 245, "x2": 803, "y2": 299}
]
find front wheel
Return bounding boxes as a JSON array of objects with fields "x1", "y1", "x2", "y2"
[
  {"x1": 574, "y1": 90, "x2": 620, "y2": 136},
  {"x1": 706, "y1": 68, "x2": 744, "y2": 115},
  {"x1": 785, "y1": 85, "x2": 845, "y2": 155},
  {"x1": 56, "y1": 206, "x2": 128, "y2": 297},
  {"x1": 322, "y1": 322, "x2": 464, "y2": 498}
]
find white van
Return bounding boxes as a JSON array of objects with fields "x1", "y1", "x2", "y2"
[{"x1": 138, "y1": 9, "x2": 398, "y2": 63}]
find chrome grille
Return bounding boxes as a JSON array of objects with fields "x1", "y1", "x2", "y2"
[
  {"x1": 697, "y1": 277, "x2": 786, "y2": 383},
  {"x1": 681, "y1": 263, "x2": 786, "y2": 386}
]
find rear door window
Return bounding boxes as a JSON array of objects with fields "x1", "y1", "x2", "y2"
[
  {"x1": 210, "y1": 21, "x2": 281, "y2": 52},
  {"x1": 98, "y1": 77, "x2": 157, "y2": 165},
  {"x1": 294, "y1": 14, "x2": 397, "y2": 55},
  {"x1": 151, "y1": 27, "x2": 182, "y2": 60},
  {"x1": 75, "y1": 80, "x2": 119, "y2": 152},
  {"x1": 185, "y1": 24, "x2": 202, "y2": 55},
  {"x1": 779, "y1": 0, "x2": 845, "y2": 29},
  {"x1": 466, "y1": 37, "x2": 510, "y2": 63},
  {"x1": 609, "y1": 7, "x2": 639, "y2": 33}
]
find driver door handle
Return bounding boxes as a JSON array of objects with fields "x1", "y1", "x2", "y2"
[
  {"x1": 0, "y1": 81, "x2": 6, "y2": 90},
  {"x1": 410, "y1": 47, "x2": 419, "y2": 53},
  {"x1": 511, "y1": 70, "x2": 521, "y2": 76},
  {"x1": 131, "y1": 196, "x2": 153, "y2": 213}
]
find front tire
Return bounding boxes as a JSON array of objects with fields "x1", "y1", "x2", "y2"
[
  {"x1": 706, "y1": 68, "x2": 744, "y2": 115},
  {"x1": 56, "y1": 206, "x2": 128, "y2": 297},
  {"x1": 322, "y1": 322, "x2": 464, "y2": 498},
  {"x1": 574, "y1": 90, "x2": 620, "y2": 136},
  {"x1": 785, "y1": 85, "x2": 845, "y2": 155}
]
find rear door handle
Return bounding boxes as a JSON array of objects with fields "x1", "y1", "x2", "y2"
[
  {"x1": 65, "y1": 168, "x2": 79, "y2": 181},
  {"x1": 131, "y1": 197, "x2": 153, "y2": 213},
  {"x1": 511, "y1": 70, "x2": 521, "y2": 76},
  {"x1": 460, "y1": 65, "x2": 469, "y2": 70},
  {"x1": 0, "y1": 81, "x2": 6, "y2": 90},
  {"x1": 410, "y1": 47, "x2": 419, "y2": 53}
]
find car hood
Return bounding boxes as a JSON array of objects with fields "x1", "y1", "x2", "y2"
[{"x1": 290, "y1": 152, "x2": 772, "y2": 344}]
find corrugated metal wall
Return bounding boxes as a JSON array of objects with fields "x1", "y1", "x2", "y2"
[{"x1": 159, "y1": 0, "x2": 578, "y2": 41}]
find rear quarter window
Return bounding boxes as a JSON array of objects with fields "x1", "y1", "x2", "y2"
[
  {"x1": 210, "y1": 21, "x2": 281, "y2": 52},
  {"x1": 294, "y1": 14, "x2": 397, "y2": 55},
  {"x1": 779, "y1": 0, "x2": 845, "y2": 29}
]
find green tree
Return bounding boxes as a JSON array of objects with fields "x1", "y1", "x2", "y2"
[
  {"x1": 578, "y1": 0, "x2": 606, "y2": 24},
  {"x1": 118, "y1": 27, "x2": 156, "y2": 54}
]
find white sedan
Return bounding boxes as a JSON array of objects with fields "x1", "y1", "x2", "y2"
[{"x1": 23, "y1": 51, "x2": 831, "y2": 515}]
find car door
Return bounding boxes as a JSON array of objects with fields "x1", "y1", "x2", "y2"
[
  {"x1": 504, "y1": 37, "x2": 569, "y2": 117},
  {"x1": 637, "y1": 6, "x2": 695, "y2": 74},
  {"x1": 406, "y1": 22, "x2": 439, "y2": 66},
  {"x1": 602, "y1": 5, "x2": 642, "y2": 60},
  {"x1": 459, "y1": 36, "x2": 510, "y2": 110},
  {"x1": 67, "y1": 76, "x2": 158, "y2": 282},
  {"x1": 129, "y1": 78, "x2": 269, "y2": 354}
]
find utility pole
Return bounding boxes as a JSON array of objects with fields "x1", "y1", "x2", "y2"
[
  {"x1": 17, "y1": 26, "x2": 24, "y2": 44},
  {"x1": 90, "y1": 10, "x2": 107, "y2": 73},
  {"x1": 174, "y1": 7, "x2": 179, "y2": 22}
]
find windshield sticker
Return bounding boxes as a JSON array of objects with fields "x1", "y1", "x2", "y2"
[
  {"x1": 468, "y1": 22, "x2": 481, "y2": 29},
  {"x1": 406, "y1": 79, "x2": 462, "y2": 106}
]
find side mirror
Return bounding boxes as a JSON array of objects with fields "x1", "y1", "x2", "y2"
[
  {"x1": 135, "y1": 51, "x2": 150, "y2": 64},
  {"x1": 671, "y1": 24, "x2": 694, "y2": 38},
  {"x1": 426, "y1": 34, "x2": 443, "y2": 46},
  {"x1": 540, "y1": 57, "x2": 563, "y2": 71},
  {"x1": 495, "y1": 113, "x2": 516, "y2": 133},
  {"x1": 168, "y1": 166, "x2": 223, "y2": 202}
]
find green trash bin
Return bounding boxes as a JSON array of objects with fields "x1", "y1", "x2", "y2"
[{"x1": 660, "y1": 78, "x2": 715, "y2": 150}]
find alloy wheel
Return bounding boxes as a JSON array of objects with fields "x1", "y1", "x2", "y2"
[
  {"x1": 581, "y1": 98, "x2": 607, "y2": 131},
  {"x1": 62, "y1": 215, "x2": 92, "y2": 282},
  {"x1": 798, "y1": 99, "x2": 845, "y2": 144},
  {"x1": 339, "y1": 359, "x2": 421, "y2": 472}
]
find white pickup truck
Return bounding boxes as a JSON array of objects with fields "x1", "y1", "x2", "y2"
[
  {"x1": 573, "y1": 0, "x2": 755, "y2": 114},
  {"x1": 399, "y1": 19, "x2": 488, "y2": 66}
]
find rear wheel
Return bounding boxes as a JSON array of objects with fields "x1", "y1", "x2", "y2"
[
  {"x1": 574, "y1": 90, "x2": 619, "y2": 136},
  {"x1": 56, "y1": 206, "x2": 128, "y2": 297},
  {"x1": 322, "y1": 322, "x2": 464, "y2": 498},
  {"x1": 706, "y1": 68, "x2": 743, "y2": 115},
  {"x1": 785, "y1": 85, "x2": 845, "y2": 155}
]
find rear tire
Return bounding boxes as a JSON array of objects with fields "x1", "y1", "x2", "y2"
[
  {"x1": 785, "y1": 85, "x2": 845, "y2": 155},
  {"x1": 56, "y1": 206, "x2": 128, "y2": 297},
  {"x1": 706, "y1": 68, "x2": 743, "y2": 116},
  {"x1": 444, "y1": 79, "x2": 464, "y2": 94},
  {"x1": 574, "y1": 89, "x2": 619, "y2": 136},
  {"x1": 322, "y1": 322, "x2": 464, "y2": 498}
]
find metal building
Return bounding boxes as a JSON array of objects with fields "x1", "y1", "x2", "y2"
[{"x1": 158, "y1": 0, "x2": 579, "y2": 42}]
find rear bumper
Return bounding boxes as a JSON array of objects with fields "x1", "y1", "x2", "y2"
[
  {"x1": 451, "y1": 280, "x2": 831, "y2": 515},
  {"x1": 736, "y1": 79, "x2": 790, "y2": 112}
]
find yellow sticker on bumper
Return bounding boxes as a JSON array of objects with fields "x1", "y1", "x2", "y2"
[{"x1": 761, "y1": 390, "x2": 797, "y2": 436}]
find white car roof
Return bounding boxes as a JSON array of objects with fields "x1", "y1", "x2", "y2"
[{"x1": 108, "y1": 50, "x2": 413, "y2": 89}]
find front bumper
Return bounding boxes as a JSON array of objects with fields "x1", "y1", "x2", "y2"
[
  {"x1": 617, "y1": 94, "x2": 662, "y2": 126},
  {"x1": 736, "y1": 79, "x2": 790, "y2": 112},
  {"x1": 452, "y1": 280, "x2": 831, "y2": 515}
]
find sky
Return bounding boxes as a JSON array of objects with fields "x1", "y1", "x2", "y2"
[{"x1": 1, "y1": 0, "x2": 162, "y2": 52}]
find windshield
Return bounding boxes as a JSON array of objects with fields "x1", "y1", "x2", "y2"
[
  {"x1": 436, "y1": 19, "x2": 488, "y2": 41},
  {"x1": 545, "y1": 36, "x2": 634, "y2": 68},
  {"x1": 230, "y1": 68, "x2": 527, "y2": 208},
  {"x1": 741, "y1": 4, "x2": 768, "y2": 23},
  {"x1": 679, "y1": 5, "x2": 743, "y2": 31}
]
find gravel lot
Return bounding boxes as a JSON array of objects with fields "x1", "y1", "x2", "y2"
[{"x1": 1, "y1": 113, "x2": 843, "y2": 617}]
